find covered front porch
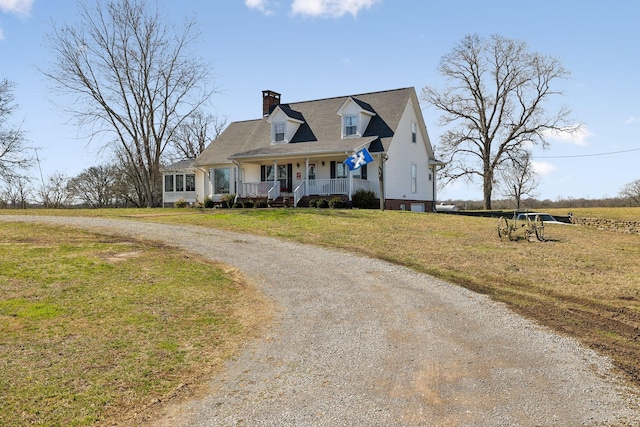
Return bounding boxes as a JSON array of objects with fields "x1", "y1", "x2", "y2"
[{"x1": 234, "y1": 157, "x2": 380, "y2": 207}]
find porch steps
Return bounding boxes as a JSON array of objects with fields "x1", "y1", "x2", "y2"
[{"x1": 268, "y1": 197, "x2": 287, "y2": 208}]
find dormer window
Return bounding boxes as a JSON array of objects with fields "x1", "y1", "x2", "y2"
[
  {"x1": 344, "y1": 115, "x2": 358, "y2": 137},
  {"x1": 274, "y1": 123, "x2": 285, "y2": 142},
  {"x1": 337, "y1": 96, "x2": 376, "y2": 139},
  {"x1": 267, "y1": 105, "x2": 305, "y2": 144}
]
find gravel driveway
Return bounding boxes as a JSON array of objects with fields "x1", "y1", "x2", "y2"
[{"x1": 4, "y1": 215, "x2": 639, "y2": 426}]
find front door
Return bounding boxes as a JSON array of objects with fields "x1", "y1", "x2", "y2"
[
  {"x1": 278, "y1": 164, "x2": 293, "y2": 192},
  {"x1": 262, "y1": 164, "x2": 292, "y2": 193}
]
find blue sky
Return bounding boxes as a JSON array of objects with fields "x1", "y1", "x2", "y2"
[{"x1": 1, "y1": 0, "x2": 639, "y2": 201}]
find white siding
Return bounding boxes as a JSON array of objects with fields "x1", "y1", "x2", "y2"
[
  {"x1": 385, "y1": 97, "x2": 434, "y2": 202},
  {"x1": 162, "y1": 169, "x2": 205, "y2": 206}
]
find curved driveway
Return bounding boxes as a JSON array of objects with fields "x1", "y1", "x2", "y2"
[{"x1": 3, "y1": 216, "x2": 639, "y2": 426}]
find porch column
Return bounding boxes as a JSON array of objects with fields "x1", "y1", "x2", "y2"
[
  {"x1": 305, "y1": 158, "x2": 309, "y2": 196},
  {"x1": 208, "y1": 169, "x2": 214, "y2": 199},
  {"x1": 273, "y1": 160, "x2": 278, "y2": 188},
  {"x1": 348, "y1": 169, "x2": 353, "y2": 201},
  {"x1": 233, "y1": 161, "x2": 241, "y2": 197}
]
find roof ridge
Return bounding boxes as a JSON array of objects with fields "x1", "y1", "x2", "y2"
[{"x1": 287, "y1": 87, "x2": 413, "y2": 107}]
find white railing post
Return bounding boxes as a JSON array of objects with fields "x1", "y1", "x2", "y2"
[
  {"x1": 268, "y1": 182, "x2": 280, "y2": 200},
  {"x1": 294, "y1": 181, "x2": 306, "y2": 207},
  {"x1": 349, "y1": 171, "x2": 353, "y2": 201}
]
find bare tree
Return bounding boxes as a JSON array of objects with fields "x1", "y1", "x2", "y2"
[
  {"x1": 498, "y1": 150, "x2": 539, "y2": 209},
  {"x1": 619, "y1": 179, "x2": 640, "y2": 206},
  {"x1": 1, "y1": 175, "x2": 32, "y2": 208},
  {"x1": 169, "y1": 110, "x2": 226, "y2": 162},
  {"x1": 38, "y1": 171, "x2": 72, "y2": 208},
  {"x1": 111, "y1": 148, "x2": 148, "y2": 207},
  {"x1": 43, "y1": 0, "x2": 215, "y2": 207},
  {"x1": 0, "y1": 79, "x2": 31, "y2": 180},
  {"x1": 421, "y1": 34, "x2": 576, "y2": 209},
  {"x1": 67, "y1": 165, "x2": 118, "y2": 207}
]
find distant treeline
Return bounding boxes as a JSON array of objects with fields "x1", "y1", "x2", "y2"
[{"x1": 442, "y1": 197, "x2": 636, "y2": 211}]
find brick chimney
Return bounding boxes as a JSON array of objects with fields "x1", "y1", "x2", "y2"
[{"x1": 262, "y1": 90, "x2": 281, "y2": 117}]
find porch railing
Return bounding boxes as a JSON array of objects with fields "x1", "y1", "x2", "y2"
[
  {"x1": 239, "y1": 182, "x2": 270, "y2": 197},
  {"x1": 307, "y1": 178, "x2": 349, "y2": 195},
  {"x1": 353, "y1": 179, "x2": 378, "y2": 195},
  {"x1": 267, "y1": 182, "x2": 280, "y2": 200},
  {"x1": 294, "y1": 181, "x2": 306, "y2": 207},
  {"x1": 239, "y1": 178, "x2": 380, "y2": 203}
]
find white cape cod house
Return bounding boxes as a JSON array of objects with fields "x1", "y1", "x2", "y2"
[{"x1": 163, "y1": 87, "x2": 444, "y2": 211}]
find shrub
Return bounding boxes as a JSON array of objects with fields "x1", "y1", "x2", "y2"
[
  {"x1": 203, "y1": 197, "x2": 215, "y2": 209},
  {"x1": 317, "y1": 199, "x2": 329, "y2": 209},
  {"x1": 174, "y1": 198, "x2": 187, "y2": 208},
  {"x1": 352, "y1": 189, "x2": 377, "y2": 209},
  {"x1": 220, "y1": 193, "x2": 236, "y2": 208},
  {"x1": 243, "y1": 201, "x2": 254, "y2": 208},
  {"x1": 308, "y1": 199, "x2": 318, "y2": 208},
  {"x1": 255, "y1": 198, "x2": 268, "y2": 208},
  {"x1": 329, "y1": 196, "x2": 348, "y2": 209}
]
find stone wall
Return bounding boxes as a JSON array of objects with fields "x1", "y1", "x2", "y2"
[{"x1": 572, "y1": 217, "x2": 640, "y2": 234}]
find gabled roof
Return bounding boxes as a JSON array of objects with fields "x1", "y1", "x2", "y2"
[
  {"x1": 276, "y1": 104, "x2": 305, "y2": 122},
  {"x1": 195, "y1": 87, "x2": 415, "y2": 166},
  {"x1": 337, "y1": 96, "x2": 376, "y2": 116}
]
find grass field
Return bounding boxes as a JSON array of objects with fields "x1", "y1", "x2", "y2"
[
  {"x1": 0, "y1": 221, "x2": 270, "y2": 426},
  {"x1": 1, "y1": 206, "x2": 639, "y2": 424}
]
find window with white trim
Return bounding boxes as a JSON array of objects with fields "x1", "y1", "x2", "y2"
[
  {"x1": 164, "y1": 175, "x2": 174, "y2": 192},
  {"x1": 165, "y1": 173, "x2": 196, "y2": 193},
  {"x1": 411, "y1": 122, "x2": 417, "y2": 143},
  {"x1": 344, "y1": 115, "x2": 358, "y2": 136},
  {"x1": 411, "y1": 163, "x2": 417, "y2": 193},
  {"x1": 213, "y1": 168, "x2": 230, "y2": 194},
  {"x1": 274, "y1": 122, "x2": 285, "y2": 142},
  {"x1": 336, "y1": 162, "x2": 348, "y2": 179},
  {"x1": 186, "y1": 174, "x2": 196, "y2": 191}
]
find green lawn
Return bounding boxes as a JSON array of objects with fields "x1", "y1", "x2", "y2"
[{"x1": 0, "y1": 221, "x2": 269, "y2": 426}]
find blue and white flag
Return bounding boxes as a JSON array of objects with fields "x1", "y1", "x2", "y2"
[{"x1": 344, "y1": 147, "x2": 374, "y2": 171}]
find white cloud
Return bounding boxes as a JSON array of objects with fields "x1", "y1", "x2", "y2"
[
  {"x1": 0, "y1": 0, "x2": 34, "y2": 17},
  {"x1": 291, "y1": 0, "x2": 380, "y2": 18},
  {"x1": 544, "y1": 125, "x2": 593, "y2": 147},
  {"x1": 245, "y1": 0, "x2": 275, "y2": 16},
  {"x1": 0, "y1": 28, "x2": 4, "y2": 41},
  {"x1": 531, "y1": 161, "x2": 556, "y2": 176},
  {"x1": 245, "y1": 0, "x2": 380, "y2": 18},
  {"x1": 624, "y1": 116, "x2": 639, "y2": 125}
]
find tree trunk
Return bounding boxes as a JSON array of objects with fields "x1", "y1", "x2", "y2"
[{"x1": 483, "y1": 166, "x2": 493, "y2": 210}]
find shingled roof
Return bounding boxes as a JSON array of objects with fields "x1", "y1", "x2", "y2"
[{"x1": 195, "y1": 87, "x2": 415, "y2": 166}]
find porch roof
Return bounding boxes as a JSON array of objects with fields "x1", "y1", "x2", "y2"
[{"x1": 228, "y1": 136, "x2": 381, "y2": 161}]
